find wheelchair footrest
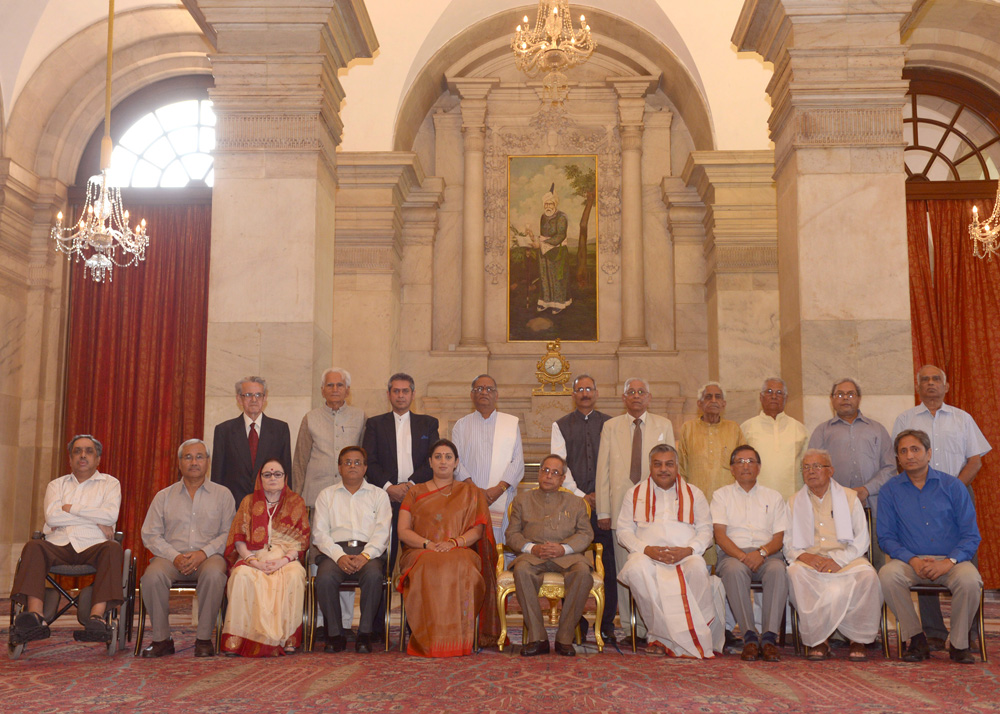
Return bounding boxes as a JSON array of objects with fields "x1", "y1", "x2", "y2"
[{"x1": 73, "y1": 619, "x2": 112, "y2": 643}]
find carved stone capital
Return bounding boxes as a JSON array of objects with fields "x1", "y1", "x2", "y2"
[{"x1": 620, "y1": 125, "x2": 644, "y2": 152}]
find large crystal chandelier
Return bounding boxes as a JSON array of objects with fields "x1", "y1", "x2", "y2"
[
  {"x1": 512, "y1": 1, "x2": 595, "y2": 104},
  {"x1": 51, "y1": 0, "x2": 148, "y2": 283},
  {"x1": 970, "y1": 183, "x2": 1000, "y2": 260}
]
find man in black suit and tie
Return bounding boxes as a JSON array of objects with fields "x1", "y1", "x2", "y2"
[
  {"x1": 363, "y1": 373, "x2": 439, "y2": 556},
  {"x1": 211, "y1": 376, "x2": 292, "y2": 508}
]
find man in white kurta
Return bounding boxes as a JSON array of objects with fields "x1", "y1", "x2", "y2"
[
  {"x1": 616, "y1": 444, "x2": 724, "y2": 658},
  {"x1": 452, "y1": 374, "x2": 525, "y2": 545},
  {"x1": 741, "y1": 377, "x2": 808, "y2": 500},
  {"x1": 784, "y1": 449, "x2": 882, "y2": 660}
]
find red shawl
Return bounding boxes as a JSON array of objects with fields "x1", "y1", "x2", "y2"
[{"x1": 224, "y1": 468, "x2": 310, "y2": 566}]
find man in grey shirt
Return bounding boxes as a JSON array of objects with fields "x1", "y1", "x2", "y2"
[
  {"x1": 808, "y1": 378, "x2": 895, "y2": 567},
  {"x1": 140, "y1": 439, "x2": 236, "y2": 657},
  {"x1": 293, "y1": 367, "x2": 367, "y2": 509}
]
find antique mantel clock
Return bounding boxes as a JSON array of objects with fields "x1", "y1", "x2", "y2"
[{"x1": 534, "y1": 339, "x2": 572, "y2": 395}]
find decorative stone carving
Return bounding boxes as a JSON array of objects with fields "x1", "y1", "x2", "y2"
[
  {"x1": 215, "y1": 114, "x2": 324, "y2": 151},
  {"x1": 793, "y1": 107, "x2": 904, "y2": 147}
]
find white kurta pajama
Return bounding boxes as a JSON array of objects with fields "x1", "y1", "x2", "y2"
[
  {"x1": 616, "y1": 477, "x2": 725, "y2": 658},
  {"x1": 784, "y1": 482, "x2": 882, "y2": 647}
]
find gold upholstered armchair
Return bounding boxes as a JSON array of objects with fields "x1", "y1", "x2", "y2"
[{"x1": 494, "y1": 488, "x2": 606, "y2": 652}]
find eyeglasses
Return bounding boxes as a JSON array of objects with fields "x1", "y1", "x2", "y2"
[
  {"x1": 833, "y1": 391, "x2": 858, "y2": 399},
  {"x1": 261, "y1": 471, "x2": 285, "y2": 479},
  {"x1": 761, "y1": 388, "x2": 786, "y2": 397},
  {"x1": 625, "y1": 389, "x2": 647, "y2": 397},
  {"x1": 240, "y1": 392, "x2": 265, "y2": 400},
  {"x1": 573, "y1": 386, "x2": 594, "y2": 393},
  {"x1": 732, "y1": 458, "x2": 759, "y2": 466},
  {"x1": 801, "y1": 464, "x2": 831, "y2": 472},
  {"x1": 539, "y1": 467, "x2": 564, "y2": 476},
  {"x1": 181, "y1": 453, "x2": 207, "y2": 461},
  {"x1": 341, "y1": 459, "x2": 364, "y2": 467},
  {"x1": 472, "y1": 386, "x2": 497, "y2": 394}
]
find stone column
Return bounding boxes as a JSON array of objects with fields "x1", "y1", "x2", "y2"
[
  {"x1": 733, "y1": 0, "x2": 914, "y2": 429},
  {"x1": 198, "y1": 1, "x2": 377, "y2": 437},
  {"x1": 449, "y1": 78, "x2": 498, "y2": 351},
  {"x1": 611, "y1": 79, "x2": 654, "y2": 348},
  {"x1": 681, "y1": 152, "x2": 779, "y2": 420},
  {"x1": 333, "y1": 152, "x2": 423, "y2": 414},
  {"x1": 0, "y1": 161, "x2": 69, "y2": 595}
]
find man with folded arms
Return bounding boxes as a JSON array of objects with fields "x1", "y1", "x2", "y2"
[
  {"x1": 712, "y1": 444, "x2": 788, "y2": 662},
  {"x1": 11, "y1": 435, "x2": 123, "y2": 644},
  {"x1": 878, "y1": 429, "x2": 982, "y2": 664},
  {"x1": 785, "y1": 449, "x2": 882, "y2": 662},
  {"x1": 505, "y1": 455, "x2": 593, "y2": 657},
  {"x1": 617, "y1": 444, "x2": 724, "y2": 658},
  {"x1": 312, "y1": 446, "x2": 391, "y2": 653},
  {"x1": 140, "y1": 438, "x2": 236, "y2": 657}
]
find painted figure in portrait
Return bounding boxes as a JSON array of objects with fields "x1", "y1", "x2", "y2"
[{"x1": 508, "y1": 155, "x2": 598, "y2": 342}]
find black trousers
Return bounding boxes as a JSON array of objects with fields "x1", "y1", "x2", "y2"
[
  {"x1": 314, "y1": 552, "x2": 386, "y2": 636},
  {"x1": 592, "y1": 511, "x2": 618, "y2": 633}
]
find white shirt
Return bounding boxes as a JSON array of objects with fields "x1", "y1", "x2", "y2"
[
  {"x1": 43, "y1": 471, "x2": 121, "y2": 551},
  {"x1": 710, "y1": 481, "x2": 789, "y2": 550},
  {"x1": 243, "y1": 412, "x2": 263, "y2": 438},
  {"x1": 312, "y1": 480, "x2": 391, "y2": 562},
  {"x1": 394, "y1": 411, "x2": 414, "y2": 484},
  {"x1": 892, "y1": 403, "x2": 991, "y2": 477},
  {"x1": 548, "y1": 420, "x2": 584, "y2": 496},
  {"x1": 616, "y1": 479, "x2": 713, "y2": 557}
]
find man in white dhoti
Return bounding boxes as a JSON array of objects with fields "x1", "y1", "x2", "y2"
[
  {"x1": 784, "y1": 449, "x2": 882, "y2": 661},
  {"x1": 617, "y1": 444, "x2": 724, "y2": 658},
  {"x1": 452, "y1": 374, "x2": 525, "y2": 544}
]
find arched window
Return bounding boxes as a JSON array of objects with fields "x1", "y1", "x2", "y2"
[
  {"x1": 109, "y1": 98, "x2": 215, "y2": 188},
  {"x1": 904, "y1": 68, "x2": 1000, "y2": 195}
]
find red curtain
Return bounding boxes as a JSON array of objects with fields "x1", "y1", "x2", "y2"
[
  {"x1": 63, "y1": 203, "x2": 211, "y2": 576},
  {"x1": 906, "y1": 197, "x2": 1000, "y2": 587}
]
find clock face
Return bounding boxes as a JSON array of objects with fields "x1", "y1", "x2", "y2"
[{"x1": 544, "y1": 356, "x2": 562, "y2": 375}]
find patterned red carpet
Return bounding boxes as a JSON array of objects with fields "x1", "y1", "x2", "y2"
[{"x1": 2, "y1": 630, "x2": 998, "y2": 714}]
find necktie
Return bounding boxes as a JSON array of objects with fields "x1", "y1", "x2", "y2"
[
  {"x1": 249, "y1": 422, "x2": 259, "y2": 468},
  {"x1": 629, "y1": 417, "x2": 642, "y2": 484}
]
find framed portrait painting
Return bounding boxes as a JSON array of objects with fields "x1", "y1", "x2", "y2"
[{"x1": 507, "y1": 155, "x2": 598, "y2": 342}]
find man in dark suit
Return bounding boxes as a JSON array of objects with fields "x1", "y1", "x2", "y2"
[
  {"x1": 211, "y1": 376, "x2": 292, "y2": 507},
  {"x1": 363, "y1": 372, "x2": 439, "y2": 563}
]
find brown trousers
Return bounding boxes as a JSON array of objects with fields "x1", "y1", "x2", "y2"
[{"x1": 12, "y1": 539, "x2": 125, "y2": 609}]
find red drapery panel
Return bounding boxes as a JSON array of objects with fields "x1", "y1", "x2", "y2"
[
  {"x1": 63, "y1": 203, "x2": 211, "y2": 575},
  {"x1": 906, "y1": 197, "x2": 1000, "y2": 587}
]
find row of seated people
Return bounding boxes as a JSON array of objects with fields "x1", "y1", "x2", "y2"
[{"x1": 10, "y1": 427, "x2": 982, "y2": 663}]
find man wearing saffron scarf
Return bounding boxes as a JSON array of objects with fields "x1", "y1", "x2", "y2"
[{"x1": 616, "y1": 444, "x2": 724, "y2": 658}]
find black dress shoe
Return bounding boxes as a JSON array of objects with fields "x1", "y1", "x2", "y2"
[
  {"x1": 577, "y1": 617, "x2": 589, "y2": 643},
  {"x1": 355, "y1": 633, "x2": 372, "y2": 654},
  {"x1": 324, "y1": 634, "x2": 347, "y2": 653},
  {"x1": 520, "y1": 640, "x2": 550, "y2": 657},
  {"x1": 949, "y1": 645, "x2": 976, "y2": 664},
  {"x1": 724, "y1": 629, "x2": 743, "y2": 655},
  {"x1": 141, "y1": 639, "x2": 175, "y2": 658},
  {"x1": 902, "y1": 638, "x2": 931, "y2": 662},
  {"x1": 600, "y1": 629, "x2": 617, "y2": 645},
  {"x1": 194, "y1": 639, "x2": 215, "y2": 657},
  {"x1": 554, "y1": 641, "x2": 576, "y2": 657},
  {"x1": 926, "y1": 636, "x2": 947, "y2": 652}
]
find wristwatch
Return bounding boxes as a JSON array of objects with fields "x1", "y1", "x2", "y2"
[
  {"x1": 758, "y1": 547, "x2": 767, "y2": 558},
  {"x1": 948, "y1": 557, "x2": 957, "y2": 564}
]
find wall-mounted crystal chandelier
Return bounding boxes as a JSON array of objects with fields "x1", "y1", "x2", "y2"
[
  {"x1": 51, "y1": 0, "x2": 148, "y2": 283},
  {"x1": 969, "y1": 183, "x2": 1000, "y2": 259},
  {"x1": 512, "y1": 1, "x2": 595, "y2": 105}
]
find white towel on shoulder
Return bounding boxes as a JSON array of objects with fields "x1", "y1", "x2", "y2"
[{"x1": 789, "y1": 480, "x2": 854, "y2": 550}]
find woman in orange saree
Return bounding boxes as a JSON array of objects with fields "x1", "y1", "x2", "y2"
[{"x1": 397, "y1": 439, "x2": 500, "y2": 656}]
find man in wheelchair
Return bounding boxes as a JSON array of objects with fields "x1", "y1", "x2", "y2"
[{"x1": 10, "y1": 434, "x2": 124, "y2": 644}]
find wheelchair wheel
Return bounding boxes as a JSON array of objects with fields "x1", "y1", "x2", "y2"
[
  {"x1": 8, "y1": 642, "x2": 25, "y2": 660},
  {"x1": 106, "y1": 614, "x2": 120, "y2": 656},
  {"x1": 8, "y1": 598, "x2": 25, "y2": 660}
]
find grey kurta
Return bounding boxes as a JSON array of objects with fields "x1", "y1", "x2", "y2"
[{"x1": 292, "y1": 404, "x2": 366, "y2": 508}]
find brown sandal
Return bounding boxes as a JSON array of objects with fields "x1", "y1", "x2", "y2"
[
  {"x1": 806, "y1": 642, "x2": 831, "y2": 661},
  {"x1": 848, "y1": 642, "x2": 867, "y2": 661}
]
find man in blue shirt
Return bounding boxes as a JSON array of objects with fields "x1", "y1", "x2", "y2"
[{"x1": 877, "y1": 429, "x2": 983, "y2": 664}]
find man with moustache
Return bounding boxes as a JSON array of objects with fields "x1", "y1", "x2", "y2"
[
  {"x1": 741, "y1": 377, "x2": 808, "y2": 500},
  {"x1": 878, "y1": 429, "x2": 982, "y2": 664},
  {"x1": 550, "y1": 374, "x2": 616, "y2": 642},
  {"x1": 505, "y1": 455, "x2": 594, "y2": 657},
  {"x1": 312, "y1": 446, "x2": 391, "y2": 654},
  {"x1": 596, "y1": 378, "x2": 674, "y2": 642},
  {"x1": 139, "y1": 439, "x2": 236, "y2": 657},
  {"x1": 524, "y1": 183, "x2": 571, "y2": 314},
  {"x1": 617, "y1": 444, "x2": 724, "y2": 658},
  {"x1": 452, "y1": 374, "x2": 525, "y2": 545},
  {"x1": 11, "y1": 435, "x2": 124, "y2": 644},
  {"x1": 293, "y1": 368, "x2": 367, "y2": 509}
]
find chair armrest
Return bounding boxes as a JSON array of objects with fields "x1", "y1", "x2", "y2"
[
  {"x1": 114, "y1": 532, "x2": 125, "y2": 544},
  {"x1": 593, "y1": 542, "x2": 604, "y2": 578},
  {"x1": 495, "y1": 543, "x2": 507, "y2": 578},
  {"x1": 32, "y1": 531, "x2": 45, "y2": 540}
]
